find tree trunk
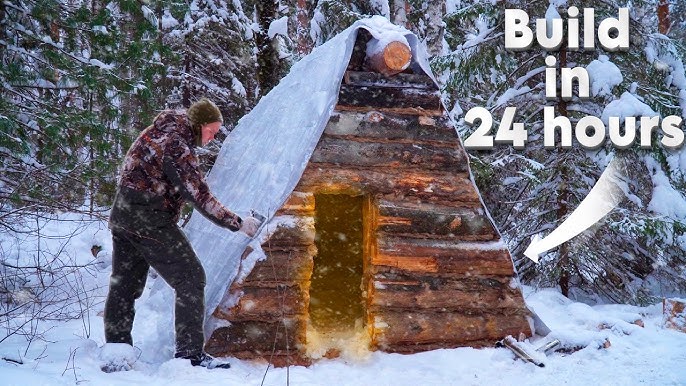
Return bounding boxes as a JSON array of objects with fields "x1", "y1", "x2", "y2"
[
  {"x1": 255, "y1": 0, "x2": 281, "y2": 96},
  {"x1": 425, "y1": 0, "x2": 445, "y2": 57},
  {"x1": 658, "y1": 0, "x2": 671, "y2": 34},
  {"x1": 182, "y1": 49, "x2": 191, "y2": 107},
  {"x1": 392, "y1": 0, "x2": 408, "y2": 28},
  {"x1": 296, "y1": 0, "x2": 311, "y2": 57},
  {"x1": 0, "y1": 1, "x2": 5, "y2": 63},
  {"x1": 557, "y1": 48, "x2": 570, "y2": 298}
]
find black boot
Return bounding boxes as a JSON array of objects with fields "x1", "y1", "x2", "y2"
[{"x1": 176, "y1": 352, "x2": 231, "y2": 369}]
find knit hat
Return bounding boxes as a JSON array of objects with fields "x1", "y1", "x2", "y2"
[{"x1": 187, "y1": 98, "x2": 223, "y2": 128}]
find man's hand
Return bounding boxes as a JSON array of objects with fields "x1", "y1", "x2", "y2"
[{"x1": 239, "y1": 216, "x2": 261, "y2": 238}]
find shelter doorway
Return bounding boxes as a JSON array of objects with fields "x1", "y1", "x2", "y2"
[{"x1": 307, "y1": 193, "x2": 369, "y2": 357}]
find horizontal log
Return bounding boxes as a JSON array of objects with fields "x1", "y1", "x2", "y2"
[
  {"x1": 262, "y1": 216, "x2": 315, "y2": 250},
  {"x1": 275, "y1": 192, "x2": 315, "y2": 216},
  {"x1": 324, "y1": 111, "x2": 459, "y2": 145},
  {"x1": 377, "y1": 200, "x2": 496, "y2": 240},
  {"x1": 377, "y1": 339, "x2": 497, "y2": 353},
  {"x1": 244, "y1": 247, "x2": 315, "y2": 284},
  {"x1": 337, "y1": 84, "x2": 442, "y2": 112},
  {"x1": 365, "y1": 40, "x2": 412, "y2": 76},
  {"x1": 215, "y1": 284, "x2": 310, "y2": 321},
  {"x1": 295, "y1": 164, "x2": 481, "y2": 205},
  {"x1": 371, "y1": 309, "x2": 532, "y2": 349},
  {"x1": 372, "y1": 271, "x2": 515, "y2": 291},
  {"x1": 373, "y1": 236, "x2": 515, "y2": 276},
  {"x1": 344, "y1": 71, "x2": 437, "y2": 90},
  {"x1": 228, "y1": 351, "x2": 312, "y2": 367},
  {"x1": 310, "y1": 136, "x2": 466, "y2": 172},
  {"x1": 205, "y1": 317, "x2": 307, "y2": 354},
  {"x1": 370, "y1": 281, "x2": 526, "y2": 311},
  {"x1": 334, "y1": 104, "x2": 443, "y2": 117}
]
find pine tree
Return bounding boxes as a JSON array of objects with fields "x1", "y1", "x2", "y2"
[
  {"x1": 434, "y1": 0, "x2": 686, "y2": 304},
  {"x1": 309, "y1": 0, "x2": 445, "y2": 56},
  {"x1": 253, "y1": 0, "x2": 289, "y2": 95},
  {"x1": 166, "y1": 0, "x2": 256, "y2": 129},
  {"x1": 0, "y1": 0, "x2": 171, "y2": 225}
]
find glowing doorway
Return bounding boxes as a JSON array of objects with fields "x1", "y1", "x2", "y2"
[{"x1": 307, "y1": 194, "x2": 369, "y2": 358}]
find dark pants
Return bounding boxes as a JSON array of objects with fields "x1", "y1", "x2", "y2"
[{"x1": 104, "y1": 223, "x2": 207, "y2": 357}]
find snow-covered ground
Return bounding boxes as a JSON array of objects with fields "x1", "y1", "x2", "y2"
[{"x1": 1, "y1": 213, "x2": 685, "y2": 385}]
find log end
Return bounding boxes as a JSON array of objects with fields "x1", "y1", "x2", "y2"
[
  {"x1": 366, "y1": 40, "x2": 412, "y2": 77},
  {"x1": 383, "y1": 41, "x2": 412, "y2": 72}
]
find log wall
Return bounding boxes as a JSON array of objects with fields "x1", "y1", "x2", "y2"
[
  {"x1": 206, "y1": 71, "x2": 532, "y2": 365},
  {"x1": 205, "y1": 194, "x2": 317, "y2": 366}
]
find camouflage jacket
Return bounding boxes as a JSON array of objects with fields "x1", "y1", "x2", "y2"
[{"x1": 109, "y1": 110, "x2": 242, "y2": 232}]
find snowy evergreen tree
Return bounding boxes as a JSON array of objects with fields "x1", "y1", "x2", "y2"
[
  {"x1": 165, "y1": 0, "x2": 256, "y2": 129},
  {"x1": 0, "y1": 0, "x2": 171, "y2": 223},
  {"x1": 253, "y1": 0, "x2": 290, "y2": 95},
  {"x1": 435, "y1": 0, "x2": 686, "y2": 304},
  {"x1": 2, "y1": 0, "x2": 683, "y2": 306},
  {"x1": 309, "y1": 0, "x2": 445, "y2": 56}
]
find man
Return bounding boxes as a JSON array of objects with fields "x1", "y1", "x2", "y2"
[{"x1": 105, "y1": 98, "x2": 259, "y2": 369}]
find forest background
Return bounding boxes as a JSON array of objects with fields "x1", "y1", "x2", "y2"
[{"x1": 1, "y1": 0, "x2": 685, "y2": 327}]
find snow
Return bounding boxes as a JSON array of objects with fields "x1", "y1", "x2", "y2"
[
  {"x1": 644, "y1": 156, "x2": 686, "y2": 222},
  {"x1": 1, "y1": 214, "x2": 685, "y2": 385},
  {"x1": 600, "y1": 92, "x2": 657, "y2": 124},
  {"x1": 99, "y1": 343, "x2": 139, "y2": 372},
  {"x1": 453, "y1": 240, "x2": 507, "y2": 251},
  {"x1": 231, "y1": 77, "x2": 246, "y2": 97},
  {"x1": 363, "y1": 19, "x2": 410, "y2": 59},
  {"x1": 666, "y1": 146, "x2": 686, "y2": 180},
  {"x1": 495, "y1": 86, "x2": 531, "y2": 107},
  {"x1": 309, "y1": 8, "x2": 325, "y2": 46},
  {"x1": 445, "y1": 0, "x2": 460, "y2": 14},
  {"x1": 645, "y1": 38, "x2": 686, "y2": 117},
  {"x1": 92, "y1": 25, "x2": 109, "y2": 35},
  {"x1": 646, "y1": 39, "x2": 686, "y2": 90},
  {"x1": 449, "y1": 99, "x2": 463, "y2": 120},
  {"x1": 161, "y1": 11, "x2": 179, "y2": 29},
  {"x1": 267, "y1": 16, "x2": 288, "y2": 39},
  {"x1": 89, "y1": 59, "x2": 114, "y2": 70},
  {"x1": 369, "y1": 0, "x2": 391, "y2": 19},
  {"x1": 141, "y1": 5, "x2": 157, "y2": 27},
  {"x1": 586, "y1": 55, "x2": 623, "y2": 97}
]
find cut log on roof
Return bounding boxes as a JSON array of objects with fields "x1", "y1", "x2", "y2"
[{"x1": 366, "y1": 39, "x2": 412, "y2": 76}]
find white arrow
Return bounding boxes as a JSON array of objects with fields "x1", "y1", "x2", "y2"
[{"x1": 524, "y1": 157, "x2": 624, "y2": 263}]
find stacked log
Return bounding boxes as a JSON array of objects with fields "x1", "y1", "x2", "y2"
[
  {"x1": 299, "y1": 104, "x2": 532, "y2": 352},
  {"x1": 207, "y1": 69, "x2": 532, "y2": 363},
  {"x1": 336, "y1": 71, "x2": 443, "y2": 116},
  {"x1": 204, "y1": 194, "x2": 317, "y2": 366}
]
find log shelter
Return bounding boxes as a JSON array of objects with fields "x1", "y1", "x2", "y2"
[{"x1": 204, "y1": 29, "x2": 533, "y2": 366}]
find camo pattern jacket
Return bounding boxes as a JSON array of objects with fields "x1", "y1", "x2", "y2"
[{"x1": 112, "y1": 110, "x2": 242, "y2": 231}]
